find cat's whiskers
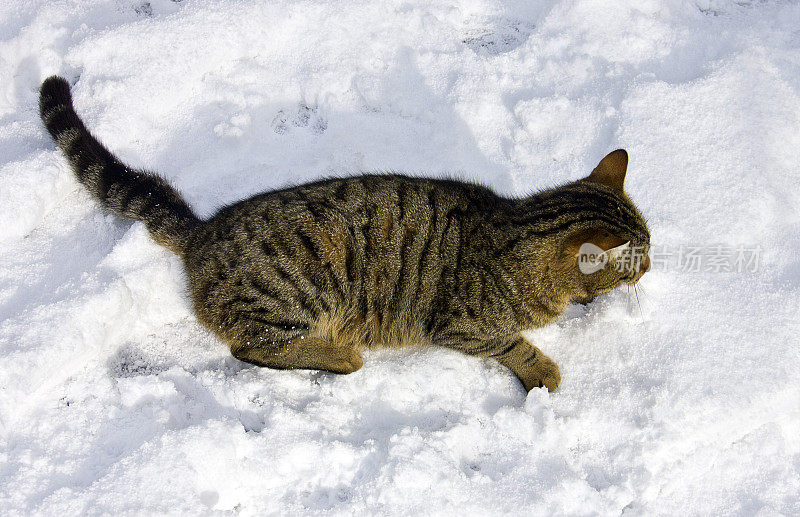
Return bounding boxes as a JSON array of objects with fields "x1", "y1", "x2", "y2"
[
  {"x1": 626, "y1": 285, "x2": 633, "y2": 314},
  {"x1": 633, "y1": 284, "x2": 644, "y2": 320}
]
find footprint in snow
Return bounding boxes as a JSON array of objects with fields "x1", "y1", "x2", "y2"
[
  {"x1": 272, "y1": 104, "x2": 327, "y2": 135},
  {"x1": 463, "y1": 18, "x2": 535, "y2": 55},
  {"x1": 108, "y1": 344, "x2": 169, "y2": 378}
]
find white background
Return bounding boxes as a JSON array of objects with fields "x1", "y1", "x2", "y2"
[{"x1": 0, "y1": 0, "x2": 798, "y2": 514}]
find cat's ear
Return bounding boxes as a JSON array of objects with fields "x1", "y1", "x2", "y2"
[{"x1": 584, "y1": 149, "x2": 628, "y2": 191}]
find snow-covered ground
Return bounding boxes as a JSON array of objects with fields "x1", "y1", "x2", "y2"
[{"x1": 1, "y1": 0, "x2": 799, "y2": 514}]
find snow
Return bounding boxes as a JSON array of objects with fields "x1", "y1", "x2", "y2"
[{"x1": 1, "y1": 0, "x2": 799, "y2": 514}]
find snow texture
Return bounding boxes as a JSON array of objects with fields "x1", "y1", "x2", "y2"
[{"x1": 1, "y1": 0, "x2": 799, "y2": 514}]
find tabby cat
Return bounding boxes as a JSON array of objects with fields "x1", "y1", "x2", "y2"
[{"x1": 39, "y1": 76, "x2": 650, "y2": 392}]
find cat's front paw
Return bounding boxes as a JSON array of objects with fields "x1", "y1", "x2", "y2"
[{"x1": 522, "y1": 356, "x2": 561, "y2": 392}]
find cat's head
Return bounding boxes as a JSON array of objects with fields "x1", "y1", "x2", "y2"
[{"x1": 559, "y1": 150, "x2": 651, "y2": 304}]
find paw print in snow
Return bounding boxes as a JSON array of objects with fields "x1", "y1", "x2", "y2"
[
  {"x1": 463, "y1": 18, "x2": 534, "y2": 55},
  {"x1": 134, "y1": 2, "x2": 153, "y2": 17},
  {"x1": 272, "y1": 104, "x2": 327, "y2": 135}
]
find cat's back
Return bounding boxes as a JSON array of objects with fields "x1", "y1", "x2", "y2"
[{"x1": 192, "y1": 173, "x2": 497, "y2": 246}]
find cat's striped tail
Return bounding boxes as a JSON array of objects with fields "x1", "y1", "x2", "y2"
[{"x1": 39, "y1": 76, "x2": 200, "y2": 254}]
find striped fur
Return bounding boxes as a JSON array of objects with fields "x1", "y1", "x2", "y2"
[{"x1": 40, "y1": 76, "x2": 650, "y2": 392}]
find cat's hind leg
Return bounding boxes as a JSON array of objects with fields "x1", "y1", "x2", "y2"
[
  {"x1": 220, "y1": 315, "x2": 363, "y2": 374},
  {"x1": 232, "y1": 336, "x2": 363, "y2": 374}
]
